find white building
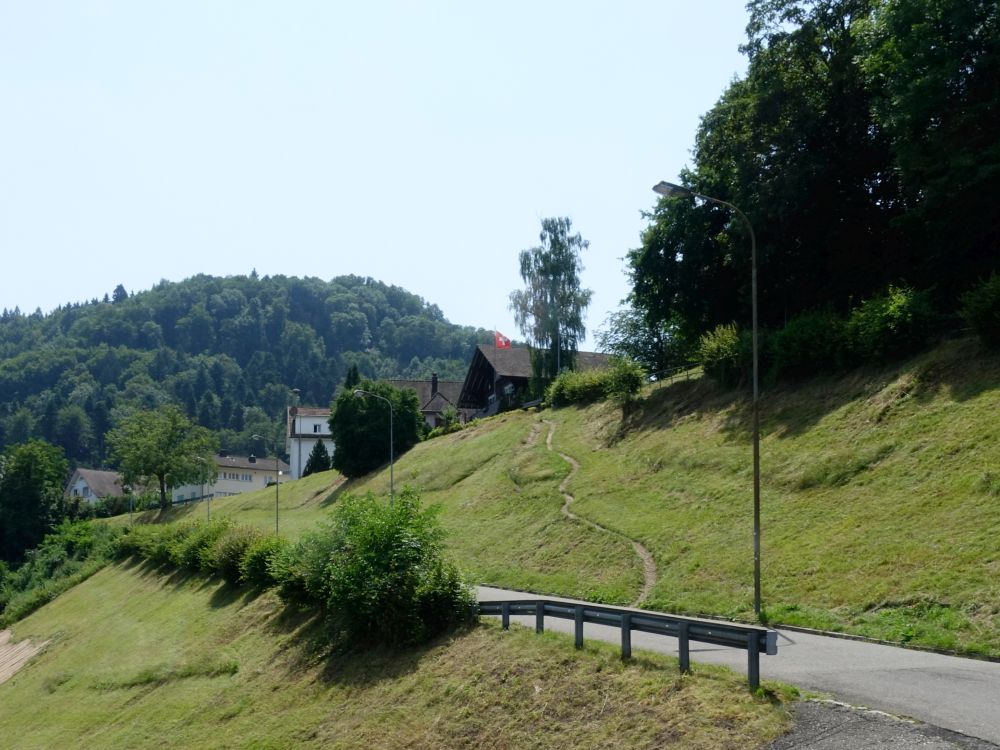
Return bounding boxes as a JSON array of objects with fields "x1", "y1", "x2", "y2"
[
  {"x1": 171, "y1": 453, "x2": 290, "y2": 505},
  {"x1": 286, "y1": 406, "x2": 335, "y2": 480},
  {"x1": 65, "y1": 468, "x2": 124, "y2": 503}
]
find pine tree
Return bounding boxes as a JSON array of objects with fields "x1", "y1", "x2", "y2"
[{"x1": 302, "y1": 440, "x2": 331, "y2": 477}]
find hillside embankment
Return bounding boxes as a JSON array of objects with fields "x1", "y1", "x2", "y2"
[
  {"x1": 120, "y1": 337, "x2": 1000, "y2": 656},
  {"x1": 0, "y1": 562, "x2": 791, "y2": 749}
]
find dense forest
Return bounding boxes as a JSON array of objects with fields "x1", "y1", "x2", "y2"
[
  {"x1": 0, "y1": 273, "x2": 491, "y2": 468},
  {"x1": 625, "y1": 0, "x2": 998, "y2": 367}
]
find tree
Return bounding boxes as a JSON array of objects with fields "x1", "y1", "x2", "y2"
[
  {"x1": 329, "y1": 380, "x2": 422, "y2": 479},
  {"x1": 509, "y1": 217, "x2": 593, "y2": 389},
  {"x1": 107, "y1": 405, "x2": 218, "y2": 510},
  {"x1": 343, "y1": 364, "x2": 361, "y2": 389},
  {"x1": 112, "y1": 284, "x2": 129, "y2": 304},
  {"x1": 303, "y1": 439, "x2": 331, "y2": 477},
  {"x1": 0, "y1": 440, "x2": 69, "y2": 563},
  {"x1": 597, "y1": 303, "x2": 688, "y2": 374}
]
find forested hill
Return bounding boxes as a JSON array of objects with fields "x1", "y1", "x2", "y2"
[{"x1": 0, "y1": 273, "x2": 491, "y2": 467}]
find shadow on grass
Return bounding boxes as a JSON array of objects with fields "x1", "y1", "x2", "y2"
[{"x1": 623, "y1": 337, "x2": 999, "y2": 446}]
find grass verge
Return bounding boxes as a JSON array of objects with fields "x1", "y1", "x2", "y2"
[{"x1": 0, "y1": 562, "x2": 792, "y2": 749}]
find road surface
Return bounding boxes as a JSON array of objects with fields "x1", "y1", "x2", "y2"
[{"x1": 478, "y1": 586, "x2": 1000, "y2": 745}]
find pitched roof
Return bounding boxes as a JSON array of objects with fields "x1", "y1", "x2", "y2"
[
  {"x1": 288, "y1": 407, "x2": 330, "y2": 418},
  {"x1": 457, "y1": 345, "x2": 612, "y2": 408},
  {"x1": 387, "y1": 379, "x2": 463, "y2": 412},
  {"x1": 70, "y1": 468, "x2": 124, "y2": 498},
  {"x1": 218, "y1": 454, "x2": 291, "y2": 473}
]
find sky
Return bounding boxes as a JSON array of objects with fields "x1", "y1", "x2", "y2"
[{"x1": 0, "y1": 1, "x2": 750, "y2": 347}]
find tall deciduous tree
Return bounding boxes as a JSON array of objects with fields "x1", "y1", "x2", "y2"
[
  {"x1": 0, "y1": 440, "x2": 68, "y2": 563},
  {"x1": 107, "y1": 405, "x2": 217, "y2": 510},
  {"x1": 329, "y1": 380, "x2": 421, "y2": 479},
  {"x1": 509, "y1": 218, "x2": 593, "y2": 388}
]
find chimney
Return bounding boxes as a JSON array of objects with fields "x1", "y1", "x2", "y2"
[{"x1": 431, "y1": 373, "x2": 438, "y2": 395}]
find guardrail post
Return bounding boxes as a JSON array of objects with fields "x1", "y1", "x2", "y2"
[
  {"x1": 501, "y1": 602, "x2": 510, "y2": 630},
  {"x1": 574, "y1": 606, "x2": 584, "y2": 649},
  {"x1": 678, "y1": 622, "x2": 690, "y2": 673},
  {"x1": 748, "y1": 632, "x2": 760, "y2": 689},
  {"x1": 621, "y1": 613, "x2": 632, "y2": 659},
  {"x1": 535, "y1": 601, "x2": 544, "y2": 633}
]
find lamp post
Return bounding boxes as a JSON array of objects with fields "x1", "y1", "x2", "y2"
[
  {"x1": 251, "y1": 434, "x2": 280, "y2": 535},
  {"x1": 194, "y1": 456, "x2": 211, "y2": 521},
  {"x1": 353, "y1": 389, "x2": 394, "y2": 504},
  {"x1": 652, "y1": 180, "x2": 762, "y2": 620}
]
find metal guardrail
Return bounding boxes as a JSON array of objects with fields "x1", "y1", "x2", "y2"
[
  {"x1": 648, "y1": 364, "x2": 704, "y2": 388},
  {"x1": 479, "y1": 599, "x2": 777, "y2": 689}
]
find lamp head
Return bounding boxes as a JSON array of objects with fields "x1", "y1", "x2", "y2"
[
  {"x1": 353, "y1": 390, "x2": 364, "y2": 397},
  {"x1": 652, "y1": 181, "x2": 691, "y2": 198}
]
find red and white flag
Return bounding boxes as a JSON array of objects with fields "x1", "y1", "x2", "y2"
[{"x1": 495, "y1": 330, "x2": 511, "y2": 349}]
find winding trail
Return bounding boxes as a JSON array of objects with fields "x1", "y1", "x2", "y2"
[{"x1": 543, "y1": 420, "x2": 657, "y2": 607}]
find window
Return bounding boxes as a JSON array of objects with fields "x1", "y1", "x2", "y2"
[{"x1": 313, "y1": 424, "x2": 322, "y2": 433}]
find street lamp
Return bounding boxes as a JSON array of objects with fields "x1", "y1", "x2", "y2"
[
  {"x1": 652, "y1": 180, "x2": 762, "y2": 620},
  {"x1": 251, "y1": 434, "x2": 281, "y2": 535},
  {"x1": 353, "y1": 389, "x2": 394, "y2": 504}
]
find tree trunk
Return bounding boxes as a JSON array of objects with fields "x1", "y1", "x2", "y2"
[{"x1": 158, "y1": 475, "x2": 168, "y2": 510}]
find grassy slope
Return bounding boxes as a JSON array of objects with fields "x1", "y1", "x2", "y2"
[
  {"x1": 116, "y1": 337, "x2": 1000, "y2": 654},
  {"x1": 0, "y1": 563, "x2": 790, "y2": 750}
]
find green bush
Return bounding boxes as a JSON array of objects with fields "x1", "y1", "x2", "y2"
[
  {"x1": 697, "y1": 323, "x2": 746, "y2": 386},
  {"x1": 206, "y1": 525, "x2": 262, "y2": 584},
  {"x1": 846, "y1": 286, "x2": 936, "y2": 362},
  {"x1": 239, "y1": 535, "x2": 288, "y2": 588},
  {"x1": 772, "y1": 310, "x2": 847, "y2": 379},
  {"x1": 322, "y1": 489, "x2": 475, "y2": 646},
  {"x1": 960, "y1": 273, "x2": 1000, "y2": 348},
  {"x1": 169, "y1": 520, "x2": 232, "y2": 572},
  {"x1": 270, "y1": 525, "x2": 342, "y2": 606},
  {"x1": 275, "y1": 488, "x2": 474, "y2": 646},
  {"x1": 605, "y1": 356, "x2": 646, "y2": 417},
  {"x1": 546, "y1": 368, "x2": 610, "y2": 406}
]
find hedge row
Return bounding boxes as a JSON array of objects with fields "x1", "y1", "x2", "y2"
[{"x1": 113, "y1": 488, "x2": 475, "y2": 647}]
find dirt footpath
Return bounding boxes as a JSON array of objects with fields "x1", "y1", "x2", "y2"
[{"x1": 0, "y1": 629, "x2": 48, "y2": 685}]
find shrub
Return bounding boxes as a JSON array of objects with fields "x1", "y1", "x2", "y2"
[
  {"x1": 846, "y1": 286, "x2": 936, "y2": 362},
  {"x1": 168, "y1": 520, "x2": 232, "y2": 571},
  {"x1": 271, "y1": 525, "x2": 342, "y2": 606},
  {"x1": 605, "y1": 356, "x2": 646, "y2": 417},
  {"x1": 275, "y1": 488, "x2": 474, "y2": 645},
  {"x1": 697, "y1": 323, "x2": 745, "y2": 386},
  {"x1": 321, "y1": 489, "x2": 475, "y2": 646},
  {"x1": 206, "y1": 525, "x2": 262, "y2": 584},
  {"x1": 771, "y1": 310, "x2": 847, "y2": 379},
  {"x1": 960, "y1": 273, "x2": 1000, "y2": 348},
  {"x1": 546, "y1": 368, "x2": 610, "y2": 406},
  {"x1": 239, "y1": 535, "x2": 288, "y2": 588}
]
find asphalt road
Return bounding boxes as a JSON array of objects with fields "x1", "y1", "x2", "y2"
[{"x1": 477, "y1": 586, "x2": 1000, "y2": 745}]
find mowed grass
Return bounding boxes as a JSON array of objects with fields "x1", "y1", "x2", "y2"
[
  {"x1": 108, "y1": 337, "x2": 1000, "y2": 655},
  {"x1": 552, "y1": 338, "x2": 1000, "y2": 654},
  {"x1": 0, "y1": 562, "x2": 792, "y2": 750}
]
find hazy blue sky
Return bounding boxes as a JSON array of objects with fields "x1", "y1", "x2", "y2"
[{"x1": 0, "y1": 1, "x2": 750, "y2": 344}]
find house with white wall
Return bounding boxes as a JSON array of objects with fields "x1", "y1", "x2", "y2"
[
  {"x1": 286, "y1": 406, "x2": 335, "y2": 480},
  {"x1": 171, "y1": 453, "x2": 290, "y2": 504},
  {"x1": 65, "y1": 468, "x2": 124, "y2": 503}
]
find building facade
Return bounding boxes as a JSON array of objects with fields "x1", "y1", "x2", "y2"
[
  {"x1": 171, "y1": 453, "x2": 290, "y2": 504},
  {"x1": 65, "y1": 468, "x2": 124, "y2": 503},
  {"x1": 286, "y1": 406, "x2": 335, "y2": 480}
]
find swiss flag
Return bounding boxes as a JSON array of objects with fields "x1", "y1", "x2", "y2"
[{"x1": 495, "y1": 330, "x2": 511, "y2": 349}]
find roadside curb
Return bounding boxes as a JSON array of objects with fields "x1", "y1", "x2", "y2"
[{"x1": 773, "y1": 623, "x2": 1000, "y2": 664}]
